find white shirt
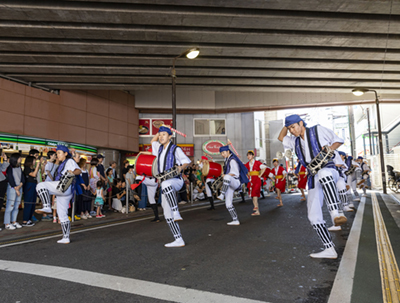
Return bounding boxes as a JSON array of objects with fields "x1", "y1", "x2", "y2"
[
  {"x1": 45, "y1": 162, "x2": 58, "y2": 181},
  {"x1": 332, "y1": 151, "x2": 348, "y2": 172},
  {"x1": 282, "y1": 125, "x2": 344, "y2": 163},
  {"x1": 225, "y1": 155, "x2": 239, "y2": 178},
  {"x1": 360, "y1": 162, "x2": 370, "y2": 173},
  {"x1": 152, "y1": 141, "x2": 191, "y2": 173},
  {"x1": 61, "y1": 159, "x2": 80, "y2": 175}
]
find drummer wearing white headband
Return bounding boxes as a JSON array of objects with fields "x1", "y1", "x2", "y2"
[
  {"x1": 36, "y1": 145, "x2": 81, "y2": 244},
  {"x1": 278, "y1": 115, "x2": 345, "y2": 259},
  {"x1": 151, "y1": 125, "x2": 191, "y2": 248}
]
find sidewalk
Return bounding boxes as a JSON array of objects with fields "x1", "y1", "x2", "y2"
[{"x1": 329, "y1": 191, "x2": 400, "y2": 303}]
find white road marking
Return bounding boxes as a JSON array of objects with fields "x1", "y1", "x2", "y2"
[
  {"x1": 327, "y1": 196, "x2": 366, "y2": 303},
  {"x1": 0, "y1": 259, "x2": 269, "y2": 303}
]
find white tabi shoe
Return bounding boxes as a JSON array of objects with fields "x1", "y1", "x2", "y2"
[
  {"x1": 343, "y1": 206, "x2": 354, "y2": 212},
  {"x1": 328, "y1": 225, "x2": 342, "y2": 231},
  {"x1": 348, "y1": 203, "x2": 355, "y2": 208},
  {"x1": 35, "y1": 207, "x2": 52, "y2": 214},
  {"x1": 217, "y1": 194, "x2": 225, "y2": 201},
  {"x1": 310, "y1": 247, "x2": 338, "y2": 259},
  {"x1": 173, "y1": 211, "x2": 183, "y2": 222},
  {"x1": 353, "y1": 198, "x2": 360, "y2": 202},
  {"x1": 227, "y1": 220, "x2": 240, "y2": 226},
  {"x1": 57, "y1": 238, "x2": 70, "y2": 244},
  {"x1": 164, "y1": 238, "x2": 185, "y2": 248},
  {"x1": 361, "y1": 194, "x2": 367, "y2": 197}
]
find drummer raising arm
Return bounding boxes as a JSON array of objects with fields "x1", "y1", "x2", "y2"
[
  {"x1": 278, "y1": 115, "x2": 345, "y2": 259},
  {"x1": 151, "y1": 126, "x2": 191, "y2": 248}
]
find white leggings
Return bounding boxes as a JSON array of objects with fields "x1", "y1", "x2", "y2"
[{"x1": 36, "y1": 181, "x2": 72, "y2": 223}]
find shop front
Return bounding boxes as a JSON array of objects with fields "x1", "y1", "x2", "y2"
[{"x1": 0, "y1": 133, "x2": 97, "y2": 162}]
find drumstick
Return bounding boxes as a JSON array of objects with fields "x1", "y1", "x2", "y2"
[
  {"x1": 204, "y1": 153, "x2": 213, "y2": 160},
  {"x1": 227, "y1": 139, "x2": 240, "y2": 158},
  {"x1": 162, "y1": 125, "x2": 187, "y2": 137}
]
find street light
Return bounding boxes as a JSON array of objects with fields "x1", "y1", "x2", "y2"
[
  {"x1": 352, "y1": 88, "x2": 387, "y2": 194},
  {"x1": 171, "y1": 48, "x2": 200, "y2": 144}
]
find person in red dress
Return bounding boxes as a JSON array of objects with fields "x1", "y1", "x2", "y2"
[
  {"x1": 245, "y1": 151, "x2": 267, "y2": 216},
  {"x1": 295, "y1": 158, "x2": 307, "y2": 201},
  {"x1": 269, "y1": 159, "x2": 287, "y2": 207}
]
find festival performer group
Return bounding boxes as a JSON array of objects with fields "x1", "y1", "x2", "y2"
[{"x1": 27, "y1": 118, "x2": 370, "y2": 260}]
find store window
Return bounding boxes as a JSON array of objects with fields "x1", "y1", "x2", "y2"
[{"x1": 194, "y1": 119, "x2": 226, "y2": 136}]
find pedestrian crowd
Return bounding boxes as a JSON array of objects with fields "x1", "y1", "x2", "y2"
[{"x1": 0, "y1": 149, "x2": 163, "y2": 232}]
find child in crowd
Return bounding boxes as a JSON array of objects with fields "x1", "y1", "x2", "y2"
[{"x1": 95, "y1": 181, "x2": 105, "y2": 218}]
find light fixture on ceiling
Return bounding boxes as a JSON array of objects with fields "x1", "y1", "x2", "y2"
[
  {"x1": 185, "y1": 48, "x2": 200, "y2": 59},
  {"x1": 352, "y1": 88, "x2": 369, "y2": 96}
]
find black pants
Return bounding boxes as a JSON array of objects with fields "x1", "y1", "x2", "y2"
[
  {"x1": 177, "y1": 183, "x2": 188, "y2": 202},
  {"x1": 0, "y1": 179, "x2": 7, "y2": 208}
]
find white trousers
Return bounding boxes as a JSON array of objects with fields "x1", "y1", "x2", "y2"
[
  {"x1": 143, "y1": 178, "x2": 158, "y2": 205},
  {"x1": 36, "y1": 181, "x2": 72, "y2": 223},
  {"x1": 161, "y1": 178, "x2": 183, "y2": 219},
  {"x1": 347, "y1": 173, "x2": 357, "y2": 192},
  {"x1": 307, "y1": 167, "x2": 340, "y2": 225},
  {"x1": 205, "y1": 177, "x2": 215, "y2": 197},
  {"x1": 223, "y1": 175, "x2": 241, "y2": 208}
]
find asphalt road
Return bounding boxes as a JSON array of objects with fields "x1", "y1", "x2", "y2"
[{"x1": 0, "y1": 192, "x2": 355, "y2": 303}]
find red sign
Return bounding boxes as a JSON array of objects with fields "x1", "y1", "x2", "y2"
[
  {"x1": 202, "y1": 140, "x2": 226, "y2": 155},
  {"x1": 139, "y1": 144, "x2": 194, "y2": 157},
  {"x1": 139, "y1": 119, "x2": 151, "y2": 136},
  {"x1": 151, "y1": 118, "x2": 173, "y2": 135}
]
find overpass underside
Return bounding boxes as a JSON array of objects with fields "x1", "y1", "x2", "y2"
[{"x1": 1, "y1": 0, "x2": 400, "y2": 113}]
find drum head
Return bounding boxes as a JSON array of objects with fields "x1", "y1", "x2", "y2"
[
  {"x1": 151, "y1": 158, "x2": 158, "y2": 177},
  {"x1": 201, "y1": 161, "x2": 210, "y2": 176}
]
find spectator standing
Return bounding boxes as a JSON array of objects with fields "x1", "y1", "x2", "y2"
[
  {"x1": 96, "y1": 154, "x2": 106, "y2": 184},
  {"x1": 4, "y1": 153, "x2": 25, "y2": 230},
  {"x1": 89, "y1": 158, "x2": 100, "y2": 193},
  {"x1": 28, "y1": 149, "x2": 40, "y2": 223},
  {"x1": 45, "y1": 151, "x2": 58, "y2": 182},
  {"x1": 106, "y1": 168, "x2": 114, "y2": 210},
  {"x1": 22, "y1": 156, "x2": 44, "y2": 226},
  {"x1": 0, "y1": 151, "x2": 9, "y2": 209},
  {"x1": 94, "y1": 181, "x2": 105, "y2": 218},
  {"x1": 78, "y1": 158, "x2": 92, "y2": 219},
  {"x1": 122, "y1": 160, "x2": 129, "y2": 183},
  {"x1": 109, "y1": 161, "x2": 117, "y2": 178}
]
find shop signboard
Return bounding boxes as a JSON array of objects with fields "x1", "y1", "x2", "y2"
[
  {"x1": 202, "y1": 140, "x2": 226, "y2": 155},
  {"x1": 0, "y1": 133, "x2": 97, "y2": 154},
  {"x1": 138, "y1": 119, "x2": 151, "y2": 136},
  {"x1": 138, "y1": 118, "x2": 174, "y2": 137}
]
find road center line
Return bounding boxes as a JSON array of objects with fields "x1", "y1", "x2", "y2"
[
  {"x1": 327, "y1": 195, "x2": 366, "y2": 303},
  {"x1": 0, "y1": 259, "x2": 268, "y2": 303}
]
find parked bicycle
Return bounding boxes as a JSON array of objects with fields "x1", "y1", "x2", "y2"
[{"x1": 387, "y1": 165, "x2": 400, "y2": 192}]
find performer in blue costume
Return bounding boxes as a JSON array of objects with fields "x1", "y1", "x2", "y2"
[
  {"x1": 278, "y1": 115, "x2": 346, "y2": 259},
  {"x1": 36, "y1": 145, "x2": 81, "y2": 244},
  {"x1": 217, "y1": 145, "x2": 249, "y2": 225},
  {"x1": 151, "y1": 126, "x2": 191, "y2": 247}
]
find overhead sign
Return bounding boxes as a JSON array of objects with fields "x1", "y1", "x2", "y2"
[
  {"x1": 202, "y1": 140, "x2": 226, "y2": 155},
  {"x1": 138, "y1": 118, "x2": 173, "y2": 137}
]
